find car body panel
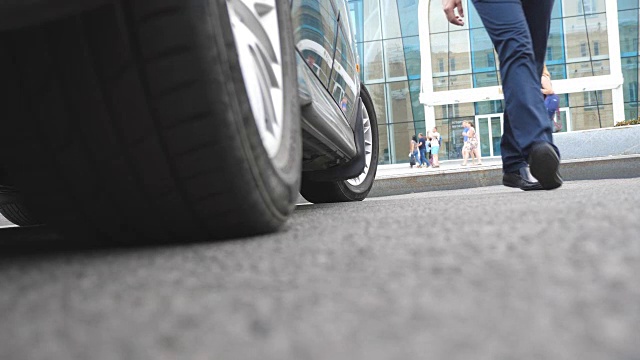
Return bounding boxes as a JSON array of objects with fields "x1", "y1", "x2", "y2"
[{"x1": 292, "y1": 0, "x2": 363, "y2": 172}]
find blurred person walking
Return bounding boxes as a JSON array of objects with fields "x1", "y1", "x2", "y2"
[
  {"x1": 541, "y1": 65, "x2": 562, "y2": 132},
  {"x1": 418, "y1": 133, "x2": 431, "y2": 168},
  {"x1": 409, "y1": 135, "x2": 419, "y2": 168},
  {"x1": 428, "y1": 127, "x2": 441, "y2": 168},
  {"x1": 442, "y1": 0, "x2": 562, "y2": 191}
]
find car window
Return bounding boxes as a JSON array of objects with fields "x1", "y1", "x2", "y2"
[{"x1": 291, "y1": 0, "x2": 338, "y2": 88}]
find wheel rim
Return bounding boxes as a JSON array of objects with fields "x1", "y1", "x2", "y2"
[
  {"x1": 347, "y1": 101, "x2": 373, "y2": 186},
  {"x1": 227, "y1": 0, "x2": 284, "y2": 158}
]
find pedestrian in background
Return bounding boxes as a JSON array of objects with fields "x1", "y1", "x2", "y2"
[
  {"x1": 409, "y1": 135, "x2": 419, "y2": 168},
  {"x1": 442, "y1": 0, "x2": 562, "y2": 191},
  {"x1": 461, "y1": 120, "x2": 471, "y2": 166},
  {"x1": 467, "y1": 123, "x2": 482, "y2": 165},
  {"x1": 418, "y1": 133, "x2": 431, "y2": 168},
  {"x1": 541, "y1": 65, "x2": 561, "y2": 132},
  {"x1": 428, "y1": 127, "x2": 441, "y2": 168},
  {"x1": 461, "y1": 120, "x2": 482, "y2": 165}
]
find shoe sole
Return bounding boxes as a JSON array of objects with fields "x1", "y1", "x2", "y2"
[
  {"x1": 502, "y1": 176, "x2": 544, "y2": 191},
  {"x1": 529, "y1": 143, "x2": 563, "y2": 190}
]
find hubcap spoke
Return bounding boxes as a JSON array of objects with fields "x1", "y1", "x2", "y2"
[
  {"x1": 347, "y1": 101, "x2": 374, "y2": 186},
  {"x1": 227, "y1": 0, "x2": 284, "y2": 158}
]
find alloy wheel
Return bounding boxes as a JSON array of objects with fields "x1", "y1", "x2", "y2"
[
  {"x1": 226, "y1": 0, "x2": 284, "y2": 158},
  {"x1": 347, "y1": 101, "x2": 373, "y2": 186}
]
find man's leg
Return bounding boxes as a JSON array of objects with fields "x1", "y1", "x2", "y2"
[
  {"x1": 420, "y1": 148, "x2": 429, "y2": 166},
  {"x1": 471, "y1": 0, "x2": 561, "y2": 189},
  {"x1": 462, "y1": 146, "x2": 469, "y2": 165}
]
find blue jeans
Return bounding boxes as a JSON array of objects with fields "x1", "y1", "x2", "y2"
[
  {"x1": 471, "y1": 0, "x2": 560, "y2": 173},
  {"x1": 419, "y1": 148, "x2": 430, "y2": 166},
  {"x1": 413, "y1": 150, "x2": 420, "y2": 165}
]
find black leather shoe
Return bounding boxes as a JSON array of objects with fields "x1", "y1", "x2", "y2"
[
  {"x1": 528, "y1": 142, "x2": 563, "y2": 190},
  {"x1": 503, "y1": 166, "x2": 544, "y2": 191}
]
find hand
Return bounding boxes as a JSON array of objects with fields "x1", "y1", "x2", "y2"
[{"x1": 442, "y1": 0, "x2": 464, "y2": 26}]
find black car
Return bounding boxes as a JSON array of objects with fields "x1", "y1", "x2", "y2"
[{"x1": 0, "y1": 0, "x2": 379, "y2": 241}]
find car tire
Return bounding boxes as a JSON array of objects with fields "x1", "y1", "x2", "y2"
[
  {"x1": 300, "y1": 85, "x2": 379, "y2": 203},
  {"x1": 0, "y1": 0, "x2": 300, "y2": 242},
  {"x1": 0, "y1": 189, "x2": 41, "y2": 227}
]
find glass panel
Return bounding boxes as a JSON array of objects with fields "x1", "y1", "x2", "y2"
[
  {"x1": 380, "y1": 0, "x2": 401, "y2": 38},
  {"x1": 569, "y1": 90, "x2": 610, "y2": 107},
  {"x1": 563, "y1": 16, "x2": 591, "y2": 63},
  {"x1": 562, "y1": 0, "x2": 606, "y2": 17},
  {"x1": 617, "y1": 0, "x2": 639, "y2": 11},
  {"x1": 448, "y1": 117, "x2": 474, "y2": 159},
  {"x1": 477, "y1": 117, "x2": 491, "y2": 157},
  {"x1": 378, "y1": 124, "x2": 390, "y2": 164},
  {"x1": 551, "y1": 0, "x2": 563, "y2": 19},
  {"x1": 449, "y1": 30, "x2": 472, "y2": 74},
  {"x1": 490, "y1": 116, "x2": 502, "y2": 156},
  {"x1": 433, "y1": 75, "x2": 473, "y2": 92},
  {"x1": 367, "y1": 83, "x2": 387, "y2": 124},
  {"x1": 409, "y1": 80, "x2": 424, "y2": 120},
  {"x1": 566, "y1": 60, "x2": 609, "y2": 78},
  {"x1": 384, "y1": 39, "x2": 408, "y2": 80},
  {"x1": 435, "y1": 118, "x2": 450, "y2": 160},
  {"x1": 624, "y1": 103, "x2": 639, "y2": 122},
  {"x1": 570, "y1": 103, "x2": 612, "y2": 130},
  {"x1": 363, "y1": 41, "x2": 384, "y2": 82},
  {"x1": 428, "y1": 0, "x2": 449, "y2": 34},
  {"x1": 547, "y1": 64, "x2": 567, "y2": 80},
  {"x1": 403, "y1": 36, "x2": 421, "y2": 79},
  {"x1": 348, "y1": 0, "x2": 364, "y2": 43},
  {"x1": 387, "y1": 81, "x2": 412, "y2": 123},
  {"x1": 585, "y1": 13, "x2": 609, "y2": 59},
  {"x1": 591, "y1": 59, "x2": 610, "y2": 75},
  {"x1": 437, "y1": 104, "x2": 466, "y2": 118},
  {"x1": 599, "y1": 104, "x2": 614, "y2": 127},
  {"x1": 468, "y1": 0, "x2": 483, "y2": 29},
  {"x1": 363, "y1": 0, "x2": 381, "y2": 41},
  {"x1": 433, "y1": 76, "x2": 448, "y2": 92},
  {"x1": 558, "y1": 109, "x2": 569, "y2": 132},
  {"x1": 473, "y1": 71, "x2": 499, "y2": 88},
  {"x1": 619, "y1": 9, "x2": 639, "y2": 56},
  {"x1": 475, "y1": 100, "x2": 504, "y2": 115},
  {"x1": 558, "y1": 94, "x2": 570, "y2": 108},
  {"x1": 546, "y1": 19, "x2": 565, "y2": 64},
  {"x1": 397, "y1": 0, "x2": 419, "y2": 37},
  {"x1": 449, "y1": 74, "x2": 473, "y2": 90},
  {"x1": 470, "y1": 28, "x2": 495, "y2": 72},
  {"x1": 391, "y1": 122, "x2": 417, "y2": 163},
  {"x1": 430, "y1": 33, "x2": 449, "y2": 76}
]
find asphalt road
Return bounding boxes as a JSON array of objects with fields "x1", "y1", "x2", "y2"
[{"x1": 1, "y1": 178, "x2": 639, "y2": 360}]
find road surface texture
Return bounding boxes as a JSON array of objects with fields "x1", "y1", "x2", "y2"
[{"x1": 1, "y1": 178, "x2": 639, "y2": 360}]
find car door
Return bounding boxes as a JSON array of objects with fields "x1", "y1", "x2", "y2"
[
  {"x1": 328, "y1": 0, "x2": 359, "y2": 124},
  {"x1": 291, "y1": 0, "x2": 338, "y2": 88}
]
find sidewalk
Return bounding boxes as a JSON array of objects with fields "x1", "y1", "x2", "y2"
[
  {"x1": 369, "y1": 126, "x2": 640, "y2": 198},
  {"x1": 375, "y1": 157, "x2": 503, "y2": 180},
  {"x1": 296, "y1": 126, "x2": 640, "y2": 202},
  {"x1": 371, "y1": 154, "x2": 640, "y2": 197}
]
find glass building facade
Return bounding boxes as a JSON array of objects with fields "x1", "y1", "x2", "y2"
[
  {"x1": 349, "y1": 0, "x2": 640, "y2": 164},
  {"x1": 349, "y1": 0, "x2": 423, "y2": 164}
]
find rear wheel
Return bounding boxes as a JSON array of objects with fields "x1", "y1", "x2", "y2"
[
  {"x1": 0, "y1": 0, "x2": 300, "y2": 242},
  {"x1": 0, "y1": 187, "x2": 41, "y2": 227},
  {"x1": 300, "y1": 85, "x2": 379, "y2": 203}
]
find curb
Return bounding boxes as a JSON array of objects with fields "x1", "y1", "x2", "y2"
[{"x1": 367, "y1": 154, "x2": 640, "y2": 198}]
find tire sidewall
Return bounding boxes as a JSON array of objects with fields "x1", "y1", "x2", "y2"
[
  {"x1": 219, "y1": 0, "x2": 301, "y2": 217},
  {"x1": 338, "y1": 85, "x2": 379, "y2": 198}
]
